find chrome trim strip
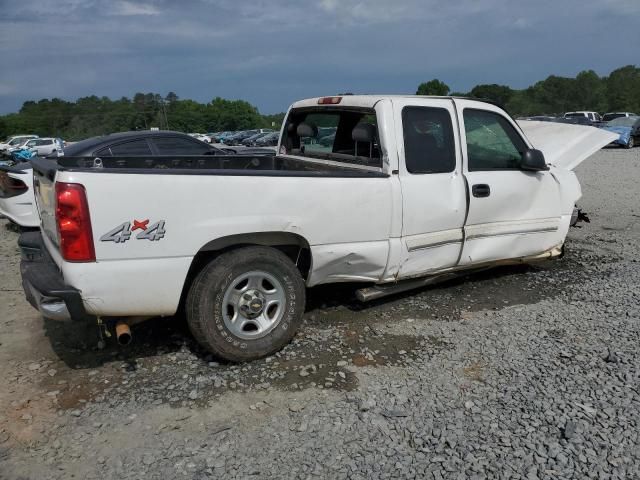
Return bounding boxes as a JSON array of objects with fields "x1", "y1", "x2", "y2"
[
  {"x1": 407, "y1": 239, "x2": 462, "y2": 252},
  {"x1": 466, "y1": 226, "x2": 558, "y2": 241}
]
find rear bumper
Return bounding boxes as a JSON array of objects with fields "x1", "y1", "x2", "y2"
[{"x1": 19, "y1": 231, "x2": 92, "y2": 322}]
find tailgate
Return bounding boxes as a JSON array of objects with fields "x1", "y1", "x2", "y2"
[{"x1": 31, "y1": 157, "x2": 59, "y2": 246}]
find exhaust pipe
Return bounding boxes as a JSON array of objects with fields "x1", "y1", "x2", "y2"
[{"x1": 115, "y1": 322, "x2": 132, "y2": 346}]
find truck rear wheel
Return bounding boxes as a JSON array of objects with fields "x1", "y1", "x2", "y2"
[{"x1": 186, "y1": 246, "x2": 306, "y2": 362}]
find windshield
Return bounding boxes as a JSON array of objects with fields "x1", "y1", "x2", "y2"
[
  {"x1": 564, "y1": 113, "x2": 585, "y2": 118},
  {"x1": 607, "y1": 117, "x2": 638, "y2": 127}
]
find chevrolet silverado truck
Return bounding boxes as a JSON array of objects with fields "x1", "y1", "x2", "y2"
[{"x1": 19, "y1": 95, "x2": 617, "y2": 361}]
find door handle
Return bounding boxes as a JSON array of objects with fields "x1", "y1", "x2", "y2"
[{"x1": 472, "y1": 184, "x2": 490, "y2": 198}]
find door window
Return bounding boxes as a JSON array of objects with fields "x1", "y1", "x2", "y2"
[
  {"x1": 463, "y1": 109, "x2": 527, "y2": 170},
  {"x1": 402, "y1": 107, "x2": 456, "y2": 173}
]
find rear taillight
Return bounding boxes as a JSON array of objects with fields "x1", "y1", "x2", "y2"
[
  {"x1": 55, "y1": 182, "x2": 95, "y2": 262},
  {"x1": 0, "y1": 172, "x2": 28, "y2": 198}
]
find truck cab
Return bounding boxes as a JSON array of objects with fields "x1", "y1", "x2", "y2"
[{"x1": 280, "y1": 96, "x2": 570, "y2": 281}]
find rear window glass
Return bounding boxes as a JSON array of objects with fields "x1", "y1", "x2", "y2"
[
  {"x1": 152, "y1": 136, "x2": 211, "y2": 155},
  {"x1": 281, "y1": 108, "x2": 381, "y2": 168},
  {"x1": 98, "y1": 139, "x2": 152, "y2": 156}
]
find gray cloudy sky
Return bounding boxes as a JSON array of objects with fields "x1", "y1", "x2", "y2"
[{"x1": 0, "y1": 0, "x2": 638, "y2": 114}]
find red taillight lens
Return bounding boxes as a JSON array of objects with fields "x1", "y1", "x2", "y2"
[
  {"x1": 317, "y1": 96, "x2": 342, "y2": 105},
  {"x1": 55, "y1": 182, "x2": 95, "y2": 262}
]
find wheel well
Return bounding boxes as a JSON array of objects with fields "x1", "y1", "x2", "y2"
[{"x1": 177, "y1": 232, "x2": 312, "y2": 314}]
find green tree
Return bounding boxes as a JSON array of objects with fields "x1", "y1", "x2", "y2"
[
  {"x1": 416, "y1": 79, "x2": 450, "y2": 96},
  {"x1": 469, "y1": 84, "x2": 513, "y2": 106},
  {"x1": 574, "y1": 70, "x2": 606, "y2": 112},
  {"x1": 605, "y1": 65, "x2": 640, "y2": 112}
]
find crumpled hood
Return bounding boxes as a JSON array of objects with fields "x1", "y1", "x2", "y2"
[
  {"x1": 600, "y1": 125, "x2": 631, "y2": 143},
  {"x1": 602, "y1": 125, "x2": 632, "y2": 135},
  {"x1": 517, "y1": 120, "x2": 619, "y2": 170}
]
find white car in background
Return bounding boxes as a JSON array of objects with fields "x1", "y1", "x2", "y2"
[
  {"x1": 188, "y1": 133, "x2": 211, "y2": 143},
  {"x1": 564, "y1": 111, "x2": 601, "y2": 122},
  {"x1": 0, "y1": 135, "x2": 39, "y2": 153},
  {"x1": 23, "y1": 137, "x2": 65, "y2": 157},
  {"x1": 601, "y1": 112, "x2": 637, "y2": 122}
]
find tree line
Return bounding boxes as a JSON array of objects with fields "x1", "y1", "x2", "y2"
[
  {"x1": 0, "y1": 93, "x2": 285, "y2": 141},
  {"x1": 1, "y1": 65, "x2": 638, "y2": 141},
  {"x1": 416, "y1": 65, "x2": 640, "y2": 116}
]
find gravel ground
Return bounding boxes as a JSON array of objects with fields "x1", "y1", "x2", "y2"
[{"x1": 0, "y1": 147, "x2": 639, "y2": 480}]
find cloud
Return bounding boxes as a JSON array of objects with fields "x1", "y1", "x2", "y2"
[
  {"x1": 0, "y1": 83, "x2": 16, "y2": 95},
  {"x1": 0, "y1": 0, "x2": 638, "y2": 115},
  {"x1": 601, "y1": 0, "x2": 640, "y2": 14},
  {"x1": 112, "y1": 1, "x2": 160, "y2": 16}
]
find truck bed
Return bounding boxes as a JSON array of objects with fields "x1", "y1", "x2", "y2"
[{"x1": 32, "y1": 155, "x2": 387, "y2": 180}]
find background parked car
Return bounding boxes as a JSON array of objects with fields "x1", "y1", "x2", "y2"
[
  {"x1": 557, "y1": 116, "x2": 595, "y2": 126},
  {"x1": 254, "y1": 131, "x2": 280, "y2": 146},
  {"x1": 564, "y1": 111, "x2": 601, "y2": 123},
  {"x1": 600, "y1": 116, "x2": 640, "y2": 148},
  {"x1": 224, "y1": 130, "x2": 259, "y2": 145},
  {"x1": 0, "y1": 162, "x2": 37, "y2": 227},
  {"x1": 214, "y1": 131, "x2": 237, "y2": 143},
  {"x1": 232, "y1": 129, "x2": 276, "y2": 145},
  {"x1": 65, "y1": 131, "x2": 234, "y2": 157},
  {"x1": 0, "y1": 130, "x2": 273, "y2": 229},
  {"x1": 601, "y1": 112, "x2": 637, "y2": 122},
  {"x1": 241, "y1": 131, "x2": 275, "y2": 146},
  {"x1": 188, "y1": 133, "x2": 212, "y2": 143},
  {"x1": 0, "y1": 135, "x2": 39, "y2": 153},
  {"x1": 24, "y1": 137, "x2": 64, "y2": 157},
  {"x1": 319, "y1": 132, "x2": 336, "y2": 147},
  {"x1": 517, "y1": 116, "x2": 558, "y2": 122}
]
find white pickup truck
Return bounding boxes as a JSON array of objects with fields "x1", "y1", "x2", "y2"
[{"x1": 19, "y1": 95, "x2": 616, "y2": 361}]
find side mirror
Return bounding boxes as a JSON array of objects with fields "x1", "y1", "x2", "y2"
[{"x1": 521, "y1": 149, "x2": 549, "y2": 171}]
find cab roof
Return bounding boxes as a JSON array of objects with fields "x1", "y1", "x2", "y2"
[{"x1": 290, "y1": 95, "x2": 501, "y2": 110}]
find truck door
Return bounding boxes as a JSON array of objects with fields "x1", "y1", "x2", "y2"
[
  {"x1": 454, "y1": 99, "x2": 563, "y2": 266},
  {"x1": 393, "y1": 98, "x2": 467, "y2": 278}
]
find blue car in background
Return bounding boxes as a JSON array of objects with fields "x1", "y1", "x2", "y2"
[{"x1": 600, "y1": 116, "x2": 640, "y2": 148}]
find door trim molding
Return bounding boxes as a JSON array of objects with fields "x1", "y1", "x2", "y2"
[
  {"x1": 465, "y1": 218, "x2": 559, "y2": 241},
  {"x1": 405, "y1": 228, "x2": 464, "y2": 252}
]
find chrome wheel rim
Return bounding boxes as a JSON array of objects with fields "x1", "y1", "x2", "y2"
[{"x1": 222, "y1": 270, "x2": 286, "y2": 340}]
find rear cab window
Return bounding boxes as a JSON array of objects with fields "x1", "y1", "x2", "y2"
[{"x1": 281, "y1": 107, "x2": 382, "y2": 168}]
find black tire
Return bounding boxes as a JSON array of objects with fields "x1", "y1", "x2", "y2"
[
  {"x1": 627, "y1": 136, "x2": 635, "y2": 149},
  {"x1": 186, "y1": 246, "x2": 306, "y2": 362}
]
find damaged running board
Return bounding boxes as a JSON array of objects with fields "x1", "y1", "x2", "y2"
[
  {"x1": 355, "y1": 245, "x2": 563, "y2": 303},
  {"x1": 356, "y1": 273, "x2": 460, "y2": 302}
]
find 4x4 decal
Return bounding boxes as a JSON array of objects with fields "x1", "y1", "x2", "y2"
[{"x1": 100, "y1": 220, "x2": 166, "y2": 243}]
